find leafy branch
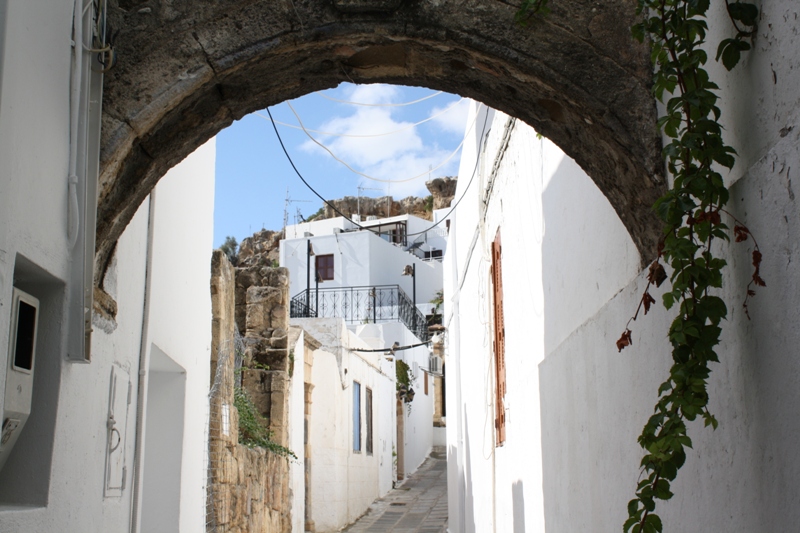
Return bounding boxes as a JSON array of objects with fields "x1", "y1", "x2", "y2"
[
  {"x1": 514, "y1": 1, "x2": 762, "y2": 531},
  {"x1": 621, "y1": 0, "x2": 761, "y2": 531}
]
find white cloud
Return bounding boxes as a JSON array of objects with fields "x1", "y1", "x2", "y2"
[
  {"x1": 429, "y1": 98, "x2": 471, "y2": 135},
  {"x1": 296, "y1": 84, "x2": 463, "y2": 198}
]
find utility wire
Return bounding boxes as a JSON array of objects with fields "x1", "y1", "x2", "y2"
[
  {"x1": 316, "y1": 90, "x2": 444, "y2": 107},
  {"x1": 349, "y1": 340, "x2": 432, "y2": 353},
  {"x1": 285, "y1": 100, "x2": 474, "y2": 184},
  {"x1": 255, "y1": 97, "x2": 465, "y2": 138},
  {"x1": 265, "y1": 103, "x2": 490, "y2": 239}
]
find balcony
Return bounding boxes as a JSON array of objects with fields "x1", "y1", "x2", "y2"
[{"x1": 290, "y1": 284, "x2": 429, "y2": 341}]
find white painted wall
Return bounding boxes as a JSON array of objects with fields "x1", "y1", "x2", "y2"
[
  {"x1": 355, "y1": 321, "x2": 434, "y2": 478},
  {"x1": 537, "y1": 1, "x2": 800, "y2": 530},
  {"x1": 135, "y1": 139, "x2": 215, "y2": 533},
  {"x1": 281, "y1": 229, "x2": 442, "y2": 320},
  {"x1": 446, "y1": 1, "x2": 800, "y2": 530},
  {"x1": 289, "y1": 330, "x2": 306, "y2": 533},
  {"x1": 0, "y1": 7, "x2": 215, "y2": 524},
  {"x1": 444, "y1": 104, "x2": 639, "y2": 532},
  {"x1": 295, "y1": 318, "x2": 396, "y2": 532}
]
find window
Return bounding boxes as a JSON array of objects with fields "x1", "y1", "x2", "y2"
[
  {"x1": 316, "y1": 254, "x2": 334, "y2": 281},
  {"x1": 365, "y1": 388, "x2": 373, "y2": 455},
  {"x1": 424, "y1": 371, "x2": 429, "y2": 395},
  {"x1": 424, "y1": 249, "x2": 443, "y2": 261},
  {"x1": 353, "y1": 381, "x2": 361, "y2": 452},
  {"x1": 491, "y1": 229, "x2": 506, "y2": 446}
]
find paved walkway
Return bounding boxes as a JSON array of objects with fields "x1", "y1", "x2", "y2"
[{"x1": 343, "y1": 448, "x2": 448, "y2": 533}]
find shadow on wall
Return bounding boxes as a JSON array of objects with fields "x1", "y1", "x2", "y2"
[
  {"x1": 542, "y1": 154, "x2": 639, "y2": 356},
  {"x1": 463, "y1": 415, "x2": 476, "y2": 533},
  {"x1": 513, "y1": 480, "x2": 526, "y2": 533}
]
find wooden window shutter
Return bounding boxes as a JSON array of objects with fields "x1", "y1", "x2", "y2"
[{"x1": 491, "y1": 230, "x2": 507, "y2": 445}]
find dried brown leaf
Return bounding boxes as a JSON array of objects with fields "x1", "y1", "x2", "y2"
[
  {"x1": 648, "y1": 261, "x2": 668, "y2": 287},
  {"x1": 643, "y1": 292, "x2": 656, "y2": 315},
  {"x1": 734, "y1": 225, "x2": 749, "y2": 242},
  {"x1": 616, "y1": 329, "x2": 633, "y2": 352}
]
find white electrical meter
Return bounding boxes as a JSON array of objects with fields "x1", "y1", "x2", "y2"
[{"x1": 0, "y1": 288, "x2": 39, "y2": 473}]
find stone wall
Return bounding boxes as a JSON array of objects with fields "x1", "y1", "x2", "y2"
[{"x1": 208, "y1": 251, "x2": 295, "y2": 533}]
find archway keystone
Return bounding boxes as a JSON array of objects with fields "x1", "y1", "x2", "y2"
[{"x1": 99, "y1": 0, "x2": 665, "y2": 282}]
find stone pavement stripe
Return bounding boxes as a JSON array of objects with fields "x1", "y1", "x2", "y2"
[{"x1": 342, "y1": 450, "x2": 448, "y2": 533}]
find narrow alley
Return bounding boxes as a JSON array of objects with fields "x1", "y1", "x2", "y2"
[{"x1": 343, "y1": 449, "x2": 448, "y2": 533}]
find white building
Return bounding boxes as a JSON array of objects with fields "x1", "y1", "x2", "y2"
[
  {"x1": 444, "y1": 103, "x2": 640, "y2": 532},
  {"x1": 281, "y1": 213, "x2": 441, "y2": 529},
  {"x1": 0, "y1": 4, "x2": 216, "y2": 530},
  {"x1": 292, "y1": 318, "x2": 397, "y2": 532},
  {"x1": 282, "y1": 213, "x2": 446, "y2": 324},
  {"x1": 446, "y1": 27, "x2": 800, "y2": 527}
]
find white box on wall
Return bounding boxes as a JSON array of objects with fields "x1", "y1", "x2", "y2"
[{"x1": 0, "y1": 288, "x2": 39, "y2": 472}]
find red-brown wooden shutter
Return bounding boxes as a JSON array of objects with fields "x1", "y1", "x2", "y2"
[{"x1": 491, "y1": 230, "x2": 506, "y2": 446}]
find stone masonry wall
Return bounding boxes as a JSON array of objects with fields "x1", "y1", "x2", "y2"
[{"x1": 208, "y1": 251, "x2": 294, "y2": 533}]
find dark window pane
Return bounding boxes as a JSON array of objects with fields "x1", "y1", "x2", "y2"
[{"x1": 14, "y1": 300, "x2": 36, "y2": 371}]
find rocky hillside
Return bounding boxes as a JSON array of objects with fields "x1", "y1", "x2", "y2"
[
  {"x1": 233, "y1": 177, "x2": 457, "y2": 267},
  {"x1": 316, "y1": 176, "x2": 457, "y2": 222}
]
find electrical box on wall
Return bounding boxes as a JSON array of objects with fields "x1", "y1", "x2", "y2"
[{"x1": 0, "y1": 288, "x2": 39, "y2": 473}]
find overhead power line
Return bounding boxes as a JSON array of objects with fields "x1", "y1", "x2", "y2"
[
  {"x1": 315, "y1": 90, "x2": 444, "y2": 107},
  {"x1": 265, "y1": 103, "x2": 490, "y2": 239},
  {"x1": 254, "y1": 97, "x2": 465, "y2": 139},
  {"x1": 283, "y1": 100, "x2": 477, "y2": 184}
]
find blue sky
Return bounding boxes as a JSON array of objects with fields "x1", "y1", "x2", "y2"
[{"x1": 212, "y1": 84, "x2": 470, "y2": 247}]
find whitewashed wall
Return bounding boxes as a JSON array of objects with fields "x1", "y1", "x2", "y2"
[
  {"x1": 135, "y1": 139, "x2": 215, "y2": 533},
  {"x1": 289, "y1": 330, "x2": 307, "y2": 533},
  {"x1": 539, "y1": 0, "x2": 800, "y2": 531},
  {"x1": 295, "y1": 318, "x2": 396, "y2": 532},
  {"x1": 0, "y1": 1, "x2": 130, "y2": 530},
  {"x1": 0, "y1": 118, "x2": 215, "y2": 533},
  {"x1": 444, "y1": 103, "x2": 640, "y2": 532},
  {"x1": 281, "y1": 230, "x2": 442, "y2": 317},
  {"x1": 446, "y1": 0, "x2": 800, "y2": 530},
  {"x1": 356, "y1": 321, "x2": 434, "y2": 478}
]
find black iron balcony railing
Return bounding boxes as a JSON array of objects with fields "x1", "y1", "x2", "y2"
[{"x1": 290, "y1": 284, "x2": 429, "y2": 341}]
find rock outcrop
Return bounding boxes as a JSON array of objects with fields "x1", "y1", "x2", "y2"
[
  {"x1": 238, "y1": 229, "x2": 282, "y2": 268},
  {"x1": 425, "y1": 177, "x2": 458, "y2": 210}
]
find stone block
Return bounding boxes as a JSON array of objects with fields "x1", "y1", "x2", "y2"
[
  {"x1": 235, "y1": 267, "x2": 259, "y2": 290},
  {"x1": 214, "y1": 487, "x2": 232, "y2": 525},
  {"x1": 270, "y1": 304, "x2": 288, "y2": 329},
  {"x1": 253, "y1": 349, "x2": 289, "y2": 371},
  {"x1": 245, "y1": 306, "x2": 271, "y2": 335},
  {"x1": 247, "y1": 286, "x2": 283, "y2": 306},
  {"x1": 269, "y1": 334, "x2": 288, "y2": 349}
]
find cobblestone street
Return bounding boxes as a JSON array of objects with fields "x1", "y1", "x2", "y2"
[{"x1": 342, "y1": 449, "x2": 448, "y2": 533}]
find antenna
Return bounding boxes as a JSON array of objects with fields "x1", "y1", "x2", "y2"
[
  {"x1": 283, "y1": 187, "x2": 312, "y2": 234},
  {"x1": 357, "y1": 183, "x2": 382, "y2": 218}
]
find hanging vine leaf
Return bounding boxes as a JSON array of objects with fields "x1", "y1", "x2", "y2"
[{"x1": 516, "y1": 1, "x2": 763, "y2": 530}]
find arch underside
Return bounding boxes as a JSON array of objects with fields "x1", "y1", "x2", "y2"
[{"x1": 99, "y1": 0, "x2": 665, "y2": 283}]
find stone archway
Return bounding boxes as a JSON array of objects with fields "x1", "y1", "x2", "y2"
[{"x1": 99, "y1": 0, "x2": 665, "y2": 284}]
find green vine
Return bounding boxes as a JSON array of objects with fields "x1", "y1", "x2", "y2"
[
  {"x1": 620, "y1": 1, "x2": 761, "y2": 531},
  {"x1": 517, "y1": 1, "x2": 762, "y2": 531},
  {"x1": 233, "y1": 385, "x2": 297, "y2": 459}
]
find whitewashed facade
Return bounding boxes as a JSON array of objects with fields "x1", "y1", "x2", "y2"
[
  {"x1": 445, "y1": 4, "x2": 800, "y2": 526},
  {"x1": 282, "y1": 214, "x2": 440, "y2": 530},
  {"x1": 293, "y1": 318, "x2": 397, "y2": 532},
  {"x1": 0, "y1": 4, "x2": 216, "y2": 527},
  {"x1": 281, "y1": 213, "x2": 445, "y2": 318}
]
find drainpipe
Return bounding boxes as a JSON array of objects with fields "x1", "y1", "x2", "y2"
[
  {"x1": 67, "y1": 0, "x2": 83, "y2": 249},
  {"x1": 130, "y1": 192, "x2": 157, "y2": 533}
]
